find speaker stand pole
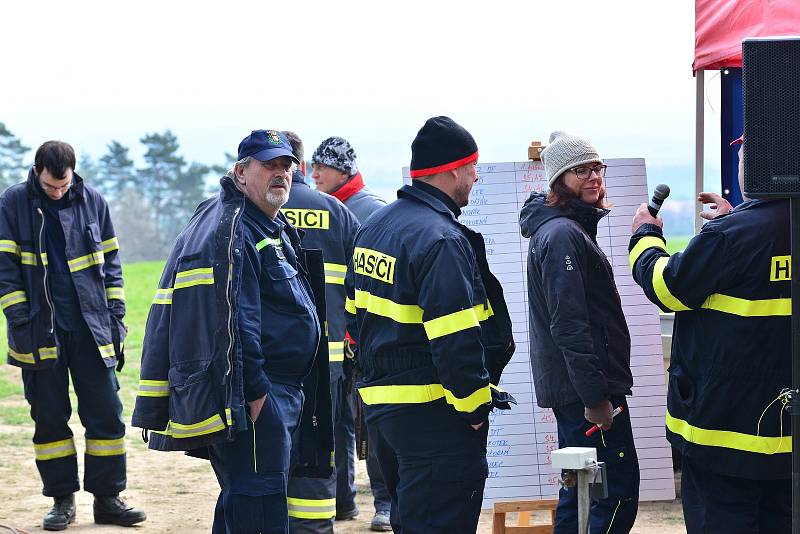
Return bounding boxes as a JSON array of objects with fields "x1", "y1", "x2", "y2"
[{"x1": 791, "y1": 198, "x2": 800, "y2": 534}]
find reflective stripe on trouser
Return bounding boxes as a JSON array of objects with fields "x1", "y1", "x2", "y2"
[
  {"x1": 22, "y1": 326, "x2": 127, "y2": 497},
  {"x1": 211, "y1": 383, "x2": 303, "y2": 534},
  {"x1": 288, "y1": 378, "x2": 340, "y2": 532}
]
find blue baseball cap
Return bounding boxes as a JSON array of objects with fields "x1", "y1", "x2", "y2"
[{"x1": 237, "y1": 130, "x2": 299, "y2": 163}]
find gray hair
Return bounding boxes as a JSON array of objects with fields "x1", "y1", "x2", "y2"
[{"x1": 227, "y1": 156, "x2": 255, "y2": 178}]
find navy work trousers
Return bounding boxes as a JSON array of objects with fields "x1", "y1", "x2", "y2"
[
  {"x1": 335, "y1": 378, "x2": 357, "y2": 517},
  {"x1": 22, "y1": 326, "x2": 126, "y2": 497},
  {"x1": 552, "y1": 397, "x2": 639, "y2": 534},
  {"x1": 211, "y1": 383, "x2": 303, "y2": 534},
  {"x1": 369, "y1": 403, "x2": 488, "y2": 534},
  {"x1": 681, "y1": 456, "x2": 790, "y2": 533}
]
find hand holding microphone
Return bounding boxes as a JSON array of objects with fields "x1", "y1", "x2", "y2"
[{"x1": 632, "y1": 183, "x2": 670, "y2": 233}]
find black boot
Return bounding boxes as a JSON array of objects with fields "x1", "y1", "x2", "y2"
[
  {"x1": 43, "y1": 494, "x2": 76, "y2": 531},
  {"x1": 93, "y1": 495, "x2": 146, "y2": 527}
]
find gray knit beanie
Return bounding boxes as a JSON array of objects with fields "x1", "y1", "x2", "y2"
[
  {"x1": 311, "y1": 136, "x2": 358, "y2": 177},
  {"x1": 541, "y1": 131, "x2": 601, "y2": 186}
]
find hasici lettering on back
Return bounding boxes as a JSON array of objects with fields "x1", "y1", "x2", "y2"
[
  {"x1": 281, "y1": 208, "x2": 330, "y2": 230},
  {"x1": 353, "y1": 247, "x2": 396, "y2": 284}
]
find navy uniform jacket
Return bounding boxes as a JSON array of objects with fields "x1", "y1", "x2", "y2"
[
  {"x1": 629, "y1": 199, "x2": 790, "y2": 479},
  {"x1": 132, "y1": 176, "x2": 333, "y2": 478},
  {"x1": 282, "y1": 171, "x2": 360, "y2": 380},
  {"x1": 0, "y1": 169, "x2": 125, "y2": 370},
  {"x1": 344, "y1": 182, "x2": 515, "y2": 425}
]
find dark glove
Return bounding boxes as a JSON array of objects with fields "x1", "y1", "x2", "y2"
[
  {"x1": 490, "y1": 386, "x2": 517, "y2": 410},
  {"x1": 342, "y1": 338, "x2": 358, "y2": 393},
  {"x1": 110, "y1": 313, "x2": 127, "y2": 372}
]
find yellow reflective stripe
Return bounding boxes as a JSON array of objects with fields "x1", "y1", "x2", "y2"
[
  {"x1": 351, "y1": 289, "x2": 423, "y2": 324},
  {"x1": 98, "y1": 344, "x2": 115, "y2": 360},
  {"x1": 0, "y1": 240, "x2": 19, "y2": 255},
  {"x1": 359, "y1": 383, "x2": 491, "y2": 413},
  {"x1": 159, "y1": 409, "x2": 233, "y2": 439},
  {"x1": 0, "y1": 290, "x2": 27, "y2": 310},
  {"x1": 652, "y1": 256, "x2": 691, "y2": 311},
  {"x1": 344, "y1": 297, "x2": 356, "y2": 314},
  {"x1": 424, "y1": 305, "x2": 484, "y2": 340},
  {"x1": 138, "y1": 379, "x2": 169, "y2": 397},
  {"x1": 106, "y1": 286, "x2": 125, "y2": 301},
  {"x1": 256, "y1": 237, "x2": 282, "y2": 251},
  {"x1": 21, "y1": 251, "x2": 37, "y2": 265},
  {"x1": 329, "y1": 341, "x2": 345, "y2": 362},
  {"x1": 39, "y1": 346, "x2": 57, "y2": 360},
  {"x1": 701, "y1": 293, "x2": 791, "y2": 317},
  {"x1": 152, "y1": 288, "x2": 173, "y2": 305},
  {"x1": 324, "y1": 262, "x2": 347, "y2": 272},
  {"x1": 628, "y1": 236, "x2": 666, "y2": 270},
  {"x1": 34, "y1": 438, "x2": 77, "y2": 461},
  {"x1": 174, "y1": 267, "x2": 214, "y2": 289},
  {"x1": 8, "y1": 348, "x2": 34, "y2": 364},
  {"x1": 85, "y1": 437, "x2": 126, "y2": 457},
  {"x1": 666, "y1": 411, "x2": 791, "y2": 454},
  {"x1": 325, "y1": 275, "x2": 345, "y2": 285},
  {"x1": 101, "y1": 237, "x2": 119, "y2": 253},
  {"x1": 39, "y1": 253, "x2": 48, "y2": 266},
  {"x1": 68, "y1": 250, "x2": 104, "y2": 272},
  {"x1": 287, "y1": 497, "x2": 336, "y2": 519}
]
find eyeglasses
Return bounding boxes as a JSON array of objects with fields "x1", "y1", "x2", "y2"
[
  {"x1": 570, "y1": 164, "x2": 607, "y2": 180},
  {"x1": 40, "y1": 181, "x2": 72, "y2": 194}
]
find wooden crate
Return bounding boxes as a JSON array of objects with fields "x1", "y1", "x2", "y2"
[{"x1": 492, "y1": 499, "x2": 558, "y2": 534}]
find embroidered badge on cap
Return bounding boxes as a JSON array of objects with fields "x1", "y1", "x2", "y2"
[{"x1": 267, "y1": 130, "x2": 282, "y2": 145}]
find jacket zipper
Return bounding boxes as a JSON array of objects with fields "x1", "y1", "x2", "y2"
[
  {"x1": 224, "y1": 206, "x2": 242, "y2": 377},
  {"x1": 37, "y1": 208, "x2": 56, "y2": 337}
]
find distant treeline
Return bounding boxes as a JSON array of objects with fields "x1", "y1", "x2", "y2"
[{"x1": 0, "y1": 122, "x2": 235, "y2": 262}]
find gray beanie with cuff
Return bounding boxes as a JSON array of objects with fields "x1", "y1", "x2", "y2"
[{"x1": 541, "y1": 131, "x2": 601, "y2": 186}]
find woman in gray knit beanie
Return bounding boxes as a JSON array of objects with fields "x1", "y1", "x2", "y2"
[
  {"x1": 541, "y1": 130, "x2": 608, "y2": 208},
  {"x1": 518, "y1": 131, "x2": 640, "y2": 532}
]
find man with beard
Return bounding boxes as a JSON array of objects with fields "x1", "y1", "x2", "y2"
[
  {"x1": 133, "y1": 130, "x2": 333, "y2": 534},
  {"x1": 344, "y1": 117, "x2": 515, "y2": 533}
]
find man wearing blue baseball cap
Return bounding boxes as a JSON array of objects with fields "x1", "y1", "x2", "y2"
[{"x1": 132, "y1": 130, "x2": 334, "y2": 534}]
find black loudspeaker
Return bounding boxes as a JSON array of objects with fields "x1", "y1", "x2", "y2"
[{"x1": 743, "y1": 37, "x2": 800, "y2": 198}]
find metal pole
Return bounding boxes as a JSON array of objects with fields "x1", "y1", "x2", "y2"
[
  {"x1": 695, "y1": 70, "x2": 705, "y2": 236},
  {"x1": 791, "y1": 198, "x2": 800, "y2": 534},
  {"x1": 577, "y1": 470, "x2": 590, "y2": 534}
]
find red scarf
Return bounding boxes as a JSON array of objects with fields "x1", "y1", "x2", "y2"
[{"x1": 331, "y1": 172, "x2": 364, "y2": 203}]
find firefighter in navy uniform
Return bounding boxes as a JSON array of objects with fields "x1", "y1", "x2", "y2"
[
  {"x1": 629, "y1": 135, "x2": 790, "y2": 533},
  {"x1": 280, "y1": 131, "x2": 361, "y2": 533},
  {"x1": 310, "y1": 135, "x2": 390, "y2": 530},
  {"x1": 344, "y1": 117, "x2": 515, "y2": 534},
  {"x1": 132, "y1": 130, "x2": 333, "y2": 534},
  {"x1": 0, "y1": 141, "x2": 145, "y2": 530}
]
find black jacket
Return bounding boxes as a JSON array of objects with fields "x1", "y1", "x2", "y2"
[
  {"x1": 345, "y1": 182, "x2": 515, "y2": 425},
  {"x1": 0, "y1": 169, "x2": 126, "y2": 370},
  {"x1": 282, "y1": 171, "x2": 360, "y2": 381},
  {"x1": 132, "y1": 176, "x2": 333, "y2": 477},
  {"x1": 519, "y1": 193, "x2": 632, "y2": 409},
  {"x1": 630, "y1": 199, "x2": 790, "y2": 480}
]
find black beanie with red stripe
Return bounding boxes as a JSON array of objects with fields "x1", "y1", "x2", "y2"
[{"x1": 409, "y1": 116, "x2": 478, "y2": 178}]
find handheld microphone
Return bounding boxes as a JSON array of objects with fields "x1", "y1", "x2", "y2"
[{"x1": 647, "y1": 184, "x2": 670, "y2": 217}]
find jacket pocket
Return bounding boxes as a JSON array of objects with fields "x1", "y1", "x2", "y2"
[
  {"x1": 431, "y1": 454, "x2": 488, "y2": 483},
  {"x1": 7, "y1": 321, "x2": 35, "y2": 365},
  {"x1": 668, "y1": 365, "x2": 695, "y2": 408},
  {"x1": 167, "y1": 363, "x2": 227, "y2": 439},
  {"x1": 85, "y1": 223, "x2": 105, "y2": 277},
  {"x1": 263, "y1": 261, "x2": 303, "y2": 310}
]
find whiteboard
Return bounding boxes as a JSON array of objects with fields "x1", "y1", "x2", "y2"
[{"x1": 402, "y1": 159, "x2": 676, "y2": 506}]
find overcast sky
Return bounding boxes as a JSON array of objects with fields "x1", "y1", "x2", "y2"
[{"x1": 1, "y1": 0, "x2": 722, "y2": 201}]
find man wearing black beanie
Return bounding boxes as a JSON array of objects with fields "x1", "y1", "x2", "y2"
[{"x1": 344, "y1": 116, "x2": 516, "y2": 533}]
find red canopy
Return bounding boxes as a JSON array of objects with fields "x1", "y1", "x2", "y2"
[{"x1": 694, "y1": 0, "x2": 800, "y2": 71}]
